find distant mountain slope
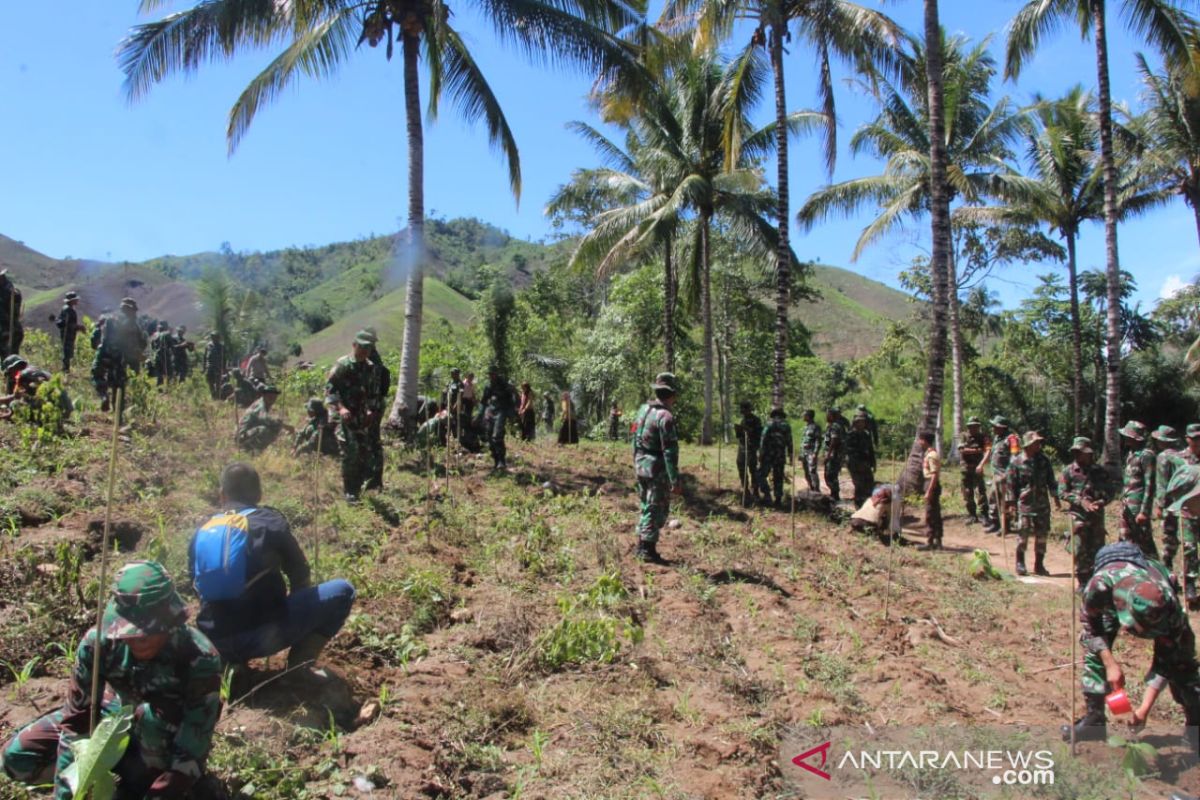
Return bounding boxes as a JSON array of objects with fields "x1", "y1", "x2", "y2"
[{"x1": 802, "y1": 264, "x2": 915, "y2": 361}]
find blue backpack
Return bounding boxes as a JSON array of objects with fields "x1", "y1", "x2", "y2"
[{"x1": 192, "y1": 508, "x2": 258, "y2": 601}]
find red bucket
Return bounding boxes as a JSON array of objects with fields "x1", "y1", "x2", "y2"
[{"x1": 1106, "y1": 689, "x2": 1133, "y2": 716}]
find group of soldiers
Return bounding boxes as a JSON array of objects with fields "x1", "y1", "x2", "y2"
[{"x1": 734, "y1": 403, "x2": 880, "y2": 509}]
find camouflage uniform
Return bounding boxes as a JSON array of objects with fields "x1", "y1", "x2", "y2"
[
  {"x1": 294, "y1": 399, "x2": 340, "y2": 456},
  {"x1": 845, "y1": 415, "x2": 877, "y2": 508},
  {"x1": 1074, "y1": 543, "x2": 1200, "y2": 743},
  {"x1": 757, "y1": 412, "x2": 793, "y2": 507},
  {"x1": 985, "y1": 420, "x2": 1020, "y2": 533},
  {"x1": 54, "y1": 294, "x2": 83, "y2": 372},
  {"x1": 1006, "y1": 432, "x2": 1056, "y2": 575},
  {"x1": 202, "y1": 336, "x2": 225, "y2": 400},
  {"x1": 958, "y1": 420, "x2": 990, "y2": 523},
  {"x1": 91, "y1": 301, "x2": 147, "y2": 412},
  {"x1": 1, "y1": 561, "x2": 222, "y2": 800},
  {"x1": 236, "y1": 395, "x2": 284, "y2": 452},
  {"x1": 0, "y1": 272, "x2": 24, "y2": 359},
  {"x1": 800, "y1": 414, "x2": 822, "y2": 492},
  {"x1": 149, "y1": 324, "x2": 175, "y2": 385},
  {"x1": 1059, "y1": 437, "x2": 1111, "y2": 587},
  {"x1": 445, "y1": 373, "x2": 465, "y2": 434},
  {"x1": 855, "y1": 404, "x2": 879, "y2": 448},
  {"x1": 1118, "y1": 422, "x2": 1157, "y2": 559},
  {"x1": 734, "y1": 408, "x2": 764, "y2": 501},
  {"x1": 823, "y1": 411, "x2": 847, "y2": 501},
  {"x1": 326, "y1": 332, "x2": 387, "y2": 499},
  {"x1": 481, "y1": 372, "x2": 517, "y2": 469},
  {"x1": 1154, "y1": 427, "x2": 1186, "y2": 570},
  {"x1": 172, "y1": 329, "x2": 190, "y2": 381},
  {"x1": 633, "y1": 375, "x2": 680, "y2": 548}
]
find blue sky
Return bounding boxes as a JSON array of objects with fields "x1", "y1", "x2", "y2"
[{"x1": 1, "y1": 1, "x2": 1196, "y2": 311}]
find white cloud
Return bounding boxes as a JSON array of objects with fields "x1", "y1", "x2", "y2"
[{"x1": 1160, "y1": 274, "x2": 1189, "y2": 299}]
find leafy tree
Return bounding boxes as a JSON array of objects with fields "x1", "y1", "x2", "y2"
[
  {"x1": 1005, "y1": 0, "x2": 1199, "y2": 469},
  {"x1": 1136, "y1": 41, "x2": 1200, "y2": 244},
  {"x1": 118, "y1": 0, "x2": 644, "y2": 427}
]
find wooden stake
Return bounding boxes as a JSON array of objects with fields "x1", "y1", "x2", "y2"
[
  {"x1": 90, "y1": 386, "x2": 124, "y2": 733},
  {"x1": 998, "y1": 479, "x2": 1009, "y2": 568},
  {"x1": 789, "y1": 440, "x2": 797, "y2": 542},
  {"x1": 884, "y1": 452, "x2": 901, "y2": 622},
  {"x1": 1070, "y1": 522, "x2": 1077, "y2": 757},
  {"x1": 716, "y1": 429, "x2": 722, "y2": 493}
]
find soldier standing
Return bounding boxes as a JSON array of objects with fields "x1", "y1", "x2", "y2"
[
  {"x1": 1060, "y1": 537, "x2": 1200, "y2": 755},
  {"x1": 481, "y1": 365, "x2": 517, "y2": 471},
  {"x1": 149, "y1": 321, "x2": 175, "y2": 385},
  {"x1": 1119, "y1": 421, "x2": 1158, "y2": 559},
  {"x1": 607, "y1": 400, "x2": 623, "y2": 442},
  {"x1": 1060, "y1": 436, "x2": 1111, "y2": 589},
  {"x1": 246, "y1": 345, "x2": 271, "y2": 385},
  {"x1": 172, "y1": 326, "x2": 192, "y2": 382},
  {"x1": 91, "y1": 297, "x2": 147, "y2": 414},
  {"x1": 54, "y1": 291, "x2": 84, "y2": 372},
  {"x1": 0, "y1": 269, "x2": 24, "y2": 359},
  {"x1": 734, "y1": 401, "x2": 764, "y2": 504},
  {"x1": 855, "y1": 403, "x2": 880, "y2": 448},
  {"x1": 1, "y1": 561, "x2": 222, "y2": 800},
  {"x1": 757, "y1": 408, "x2": 793, "y2": 508},
  {"x1": 845, "y1": 412, "x2": 877, "y2": 508},
  {"x1": 800, "y1": 409, "x2": 822, "y2": 492},
  {"x1": 982, "y1": 416, "x2": 1019, "y2": 534},
  {"x1": 958, "y1": 416, "x2": 991, "y2": 525},
  {"x1": 326, "y1": 330, "x2": 387, "y2": 500},
  {"x1": 203, "y1": 332, "x2": 225, "y2": 400},
  {"x1": 632, "y1": 373, "x2": 681, "y2": 564},
  {"x1": 1007, "y1": 431, "x2": 1057, "y2": 576},
  {"x1": 1161, "y1": 426, "x2": 1200, "y2": 608},
  {"x1": 918, "y1": 431, "x2": 943, "y2": 551},
  {"x1": 823, "y1": 407, "x2": 847, "y2": 501},
  {"x1": 541, "y1": 390, "x2": 556, "y2": 434},
  {"x1": 1153, "y1": 425, "x2": 1185, "y2": 570}
]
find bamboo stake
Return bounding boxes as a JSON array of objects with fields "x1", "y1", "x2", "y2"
[
  {"x1": 313, "y1": 422, "x2": 325, "y2": 575},
  {"x1": 90, "y1": 386, "x2": 124, "y2": 733},
  {"x1": 1071, "y1": 522, "x2": 1078, "y2": 757},
  {"x1": 884, "y1": 452, "x2": 900, "y2": 622},
  {"x1": 716, "y1": 428, "x2": 722, "y2": 493},
  {"x1": 789, "y1": 438, "x2": 797, "y2": 542},
  {"x1": 998, "y1": 478, "x2": 1009, "y2": 568}
]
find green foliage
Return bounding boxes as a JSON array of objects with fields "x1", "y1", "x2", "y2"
[
  {"x1": 60, "y1": 706, "x2": 133, "y2": 800},
  {"x1": 536, "y1": 573, "x2": 640, "y2": 670},
  {"x1": 1107, "y1": 735, "x2": 1157, "y2": 780},
  {"x1": 968, "y1": 548, "x2": 1004, "y2": 580}
]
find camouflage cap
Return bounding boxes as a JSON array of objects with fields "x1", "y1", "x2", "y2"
[
  {"x1": 990, "y1": 415, "x2": 1011, "y2": 429},
  {"x1": 157, "y1": 320, "x2": 168, "y2": 330},
  {"x1": 1152, "y1": 425, "x2": 1182, "y2": 445},
  {"x1": 856, "y1": 404, "x2": 868, "y2": 412},
  {"x1": 64, "y1": 291, "x2": 79, "y2": 301},
  {"x1": 1168, "y1": 465, "x2": 1200, "y2": 516},
  {"x1": 450, "y1": 367, "x2": 461, "y2": 375},
  {"x1": 352, "y1": 329, "x2": 376, "y2": 346},
  {"x1": 803, "y1": 409, "x2": 815, "y2": 419},
  {"x1": 1188, "y1": 423, "x2": 1200, "y2": 440},
  {"x1": 1070, "y1": 436, "x2": 1095, "y2": 454},
  {"x1": 1111, "y1": 572, "x2": 1173, "y2": 634},
  {"x1": 1022, "y1": 430, "x2": 1046, "y2": 448},
  {"x1": 966, "y1": 416, "x2": 982, "y2": 426},
  {"x1": 853, "y1": 411, "x2": 868, "y2": 421},
  {"x1": 2, "y1": 355, "x2": 27, "y2": 373},
  {"x1": 827, "y1": 406, "x2": 841, "y2": 415},
  {"x1": 1119, "y1": 421, "x2": 1148, "y2": 441},
  {"x1": 651, "y1": 372, "x2": 678, "y2": 393},
  {"x1": 120, "y1": 297, "x2": 137, "y2": 310},
  {"x1": 306, "y1": 397, "x2": 325, "y2": 414},
  {"x1": 102, "y1": 561, "x2": 187, "y2": 639}
]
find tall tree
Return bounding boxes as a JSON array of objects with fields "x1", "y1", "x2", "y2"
[
  {"x1": 797, "y1": 32, "x2": 1023, "y2": 458},
  {"x1": 118, "y1": 0, "x2": 643, "y2": 425},
  {"x1": 1137, "y1": 41, "x2": 1200, "y2": 245},
  {"x1": 663, "y1": 0, "x2": 901, "y2": 408},
  {"x1": 1005, "y1": 0, "x2": 1197, "y2": 469}
]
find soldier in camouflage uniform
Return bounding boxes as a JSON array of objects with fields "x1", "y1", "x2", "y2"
[
  {"x1": 734, "y1": 400, "x2": 764, "y2": 505},
  {"x1": 91, "y1": 297, "x2": 148, "y2": 414},
  {"x1": 845, "y1": 412, "x2": 877, "y2": 508},
  {"x1": 983, "y1": 416, "x2": 1019, "y2": 534},
  {"x1": 800, "y1": 409, "x2": 822, "y2": 492},
  {"x1": 855, "y1": 403, "x2": 879, "y2": 448},
  {"x1": 757, "y1": 408, "x2": 793, "y2": 508},
  {"x1": 1162, "y1": 426, "x2": 1200, "y2": 608},
  {"x1": 632, "y1": 373, "x2": 681, "y2": 564},
  {"x1": 1, "y1": 561, "x2": 222, "y2": 800},
  {"x1": 326, "y1": 330, "x2": 387, "y2": 500},
  {"x1": 172, "y1": 326, "x2": 192, "y2": 382},
  {"x1": 823, "y1": 407, "x2": 847, "y2": 501},
  {"x1": 203, "y1": 332, "x2": 225, "y2": 400},
  {"x1": 481, "y1": 365, "x2": 518, "y2": 471},
  {"x1": 236, "y1": 385, "x2": 291, "y2": 452},
  {"x1": 1061, "y1": 538, "x2": 1200, "y2": 754},
  {"x1": 959, "y1": 417, "x2": 990, "y2": 525},
  {"x1": 1007, "y1": 431, "x2": 1057, "y2": 576},
  {"x1": 1060, "y1": 436, "x2": 1111, "y2": 589},
  {"x1": 54, "y1": 291, "x2": 84, "y2": 373},
  {"x1": 0, "y1": 268, "x2": 24, "y2": 359},
  {"x1": 1119, "y1": 421, "x2": 1158, "y2": 559},
  {"x1": 294, "y1": 398, "x2": 340, "y2": 457},
  {"x1": 1153, "y1": 425, "x2": 1185, "y2": 571},
  {"x1": 149, "y1": 321, "x2": 175, "y2": 385}
]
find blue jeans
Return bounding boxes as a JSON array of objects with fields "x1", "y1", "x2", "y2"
[{"x1": 211, "y1": 580, "x2": 355, "y2": 663}]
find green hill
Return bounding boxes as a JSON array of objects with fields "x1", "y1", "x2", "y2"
[{"x1": 801, "y1": 264, "x2": 916, "y2": 361}]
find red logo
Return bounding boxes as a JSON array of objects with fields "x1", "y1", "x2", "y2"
[{"x1": 792, "y1": 741, "x2": 832, "y2": 781}]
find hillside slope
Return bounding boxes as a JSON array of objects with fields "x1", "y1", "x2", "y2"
[{"x1": 801, "y1": 264, "x2": 915, "y2": 361}]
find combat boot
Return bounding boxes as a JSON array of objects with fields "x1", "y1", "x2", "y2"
[
  {"x1": 635, "y1": 540, "x2": 666, "y2": 565},
  {"x1": 1060, "y1": 694, "x2": 1106, "y2": 742},
  {"x1": 1034, "y1": 554, "x2": 1050, "y2": 577},
  {"x1": 1015, "y1": 548, "x2": 1027, "y2": 577},
  {"x1": 965, "y1": 515, "x2": 979, "y2": 526}
]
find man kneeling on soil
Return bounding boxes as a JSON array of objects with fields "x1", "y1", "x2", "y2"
[
  {"x1": 2, "y1": 560, "x2": 222, "y2": 799},
  {"x1": 1062, "y1": 517, "x2": 1200, "y2": 755},
  {"x1": 189, "y1": 463, "x2": 355, "y2": 675},
  {"x1": 848, "y1": 485, "x2": 896, "y2": 543}
]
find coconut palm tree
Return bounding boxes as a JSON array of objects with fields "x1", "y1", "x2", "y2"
[
  {"x1": 1137, "y1": 41, "x2": 1200, "y2": 245},
  {"x1": 118, "y1": 0, "x2": 644, "y2": 426},
  {"x1": 1005, "y1": 0, "x2": 1198, "y2": 469},
  {"x1": 797, "y1": 31, "x2": 1023, "y2": 465},
  {"x1": 660, "y1": 0, "x2": 901, "y2": 408},
  {"x1": 547, "y1": 49, "x2": 804, "y2": 442}
]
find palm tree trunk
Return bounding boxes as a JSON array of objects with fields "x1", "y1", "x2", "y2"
[
  {"x1": 1066, "y1": 231, "x2": 1083, "y2": 437},
  {"x1": 1192, "y1": 199, "x2": 1200, "y2": 249},
  {"x1": 664, "y1": 236, "x2": 675, "y2": 372},
  {"x1": 903, "y1": 0, "x2": 952, "y2": 490},
  {"x1": 769, "y1": 25, "x2": 790, "y2": 409},
  {"x1": 1092, "y1": 0, "x2": 1122, "y2": 474},
  {"x1": 701, "y1": 212, "x2": 714, "y2": 445},
  {"x1": 948, "y1": 245, "x2": 963, "y2": 464},
  {"x1": 388, "y1": 30, "x2": 426, "y2": 426}
]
